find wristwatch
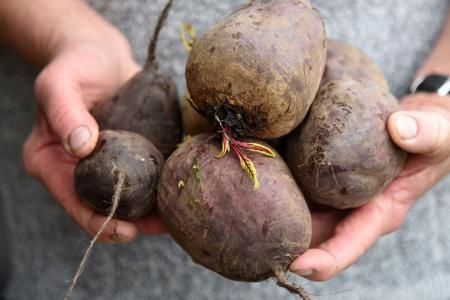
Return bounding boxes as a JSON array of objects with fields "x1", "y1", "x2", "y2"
[{"x1": 410, "y1": 74, "x2": 450, "y2": 96}]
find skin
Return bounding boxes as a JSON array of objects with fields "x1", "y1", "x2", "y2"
[
  {"x1": 286, "y1": 78, "x2": 407, "y2": 209},
  {"x1": 1, "y1": 0, "x2": 448, "y2": 282},
  {"x1": 158, "y1": 134, "x2": 311, "y2": 282},
  {"x1": 186, "y1": 0, "x2": 327, "y2": 138},
  {"x1": 321, "y1": 39, "x2": 390, "y2": 91}
]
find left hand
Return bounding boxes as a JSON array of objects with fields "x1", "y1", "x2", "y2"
[
  {"x1": 289, "y1": 93, "x2": 450, "y2": 281},
  {"x1": 23, "y1": 40, "x2": 166, "y2": 243}
]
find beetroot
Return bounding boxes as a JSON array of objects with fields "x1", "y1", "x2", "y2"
[
  {"x1": 92, "y1": 0, "x2": 181, "y2": 158},
  {"x1": 185, "y1": 0, "x2": 327, "y2": 139},
  {"x1": 158, "y1": 134, "x2": 312, "y2": 299},
  {"x1": 286, "y1": 78, "x2": 407, "y2": 209},
  {"x1": 75, "y1": 130, "x2": 163, "y2": 219}
]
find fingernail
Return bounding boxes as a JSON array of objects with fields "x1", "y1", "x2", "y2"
[
  {"x1": 68, "y1": 126, "x2": 91, "y2": 153},
  {"x1": 294, "y1": 268, "x2": 313, "y2": 277},
  {"x1": 396, "y1": 115, "x2": 418, "y2": 140},
  {"x1": 112, "y1": 224, "x2": 135, "y2": 243}
]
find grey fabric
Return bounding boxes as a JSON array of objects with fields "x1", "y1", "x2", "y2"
[
  {"x1": 0, "y1": 0, "x2": 449, "y2": 299},
  {"x1": 0, "y1": 199, "x2": 11, "y2": 298}
]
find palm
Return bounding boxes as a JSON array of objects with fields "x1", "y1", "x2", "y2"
[{"x1": 310, "y1": 152, "x2": 449, "y2": 242}]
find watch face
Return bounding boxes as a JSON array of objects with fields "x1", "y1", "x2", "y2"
[{"x1": 411, "y1": 74, "x2": 450, "y2": 96}]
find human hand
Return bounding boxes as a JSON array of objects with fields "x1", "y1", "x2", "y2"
[
  {"x1": 23, "y1": 40, "x2": 166, "y2": 243},
  {"x1": 289, "y1": 93, "x2": 450, "y2": 281}
]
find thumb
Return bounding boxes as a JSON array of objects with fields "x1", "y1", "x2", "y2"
[
  {"x1": 35, "y1": 69, "x2": 99, "y2": 158},
  {"x1": 388, "y1": 111, "x2": 450, "y2": 158}
]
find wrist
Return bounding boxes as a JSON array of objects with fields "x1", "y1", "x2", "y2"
[
  {"x1": 54, "y1": 28, "x2": 135, "y2": 67},
  {"x1": 416, "y1": 59, "x2": 450, "y2": 79},
  {"x1": 49, "y1": 12, "x2": 134, "y2": 69},
  {"x1": 54, "y1": 39, "x2": 140, "y2": 85},
  {"x1": 415, "y1": 17, "x2": 450, "y2": 78},
  {"x1": 0, "y1": 0, "x2": 135, "y2": 69}
]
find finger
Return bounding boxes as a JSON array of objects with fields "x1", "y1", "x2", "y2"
[
  {"x1": 389, "y1": 111, "x2": 450, "y2": 159},
  {"x1": 290, "y1": 197, "x2": 407, "y2": 281},
  {"x1": 23, "y1": 109, "x2": 61, "y2": 179},
  {"x1": 291, "y1": 201, "x2": 386, "y2": 281},
  {"x1": 133, "y1": 210, "x2": 168, "y2": 236},
  {"x1": 310, "y1": 209, "x2": 348, "y2": 248},
  {"x1": 25, "y1": 131, "x2": 136, "y2": 243},
  {"x1": 34, "y1": 67, "x2": 99, "y2": 158}
]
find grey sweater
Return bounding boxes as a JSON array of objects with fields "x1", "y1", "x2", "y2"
[{"x1": 1, "y1": 1, "x2": 449, "y2": 299}]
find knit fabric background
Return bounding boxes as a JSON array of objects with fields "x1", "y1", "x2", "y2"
[{"x1": 1, "y1": 1, "x2": 449, "y2": 299}]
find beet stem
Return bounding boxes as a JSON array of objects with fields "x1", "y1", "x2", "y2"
[
  {"x1": 215, "y1": 126, "x2": 275, "y2": 190},
  {"x1": 274, "y1": 269, "x2": 311, "y2": 300},
  {"x1": 64, "y1": 172, "x2": 126, "y2": 300},
  {"x1": 179, "y1": 22, "x2": 196, "y2": 52},
  {"x1": 146, "y1": 0, "x2": 174, "y2": 68}
]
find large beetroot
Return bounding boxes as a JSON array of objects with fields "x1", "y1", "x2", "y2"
[
  {"x1": 321, "y1": 39, "x2": 389, "y2": 91},
  {"x1": 186, "y1": 0, "x2": 327, "y2": 139},
  {"x1": 286, "y1": 78, "x2": 407, "y2": 209},
  {"x1": 158, "y1": 134, "x2": 312, "y2": 299}
]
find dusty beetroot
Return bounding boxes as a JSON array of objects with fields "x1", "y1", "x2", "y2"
[
  {"x1": 286, "y1": 78, "x2": 407, "y2": 209},
  {"x1": 186, "y1": 0, "x2": 327, "y2": 139},
  {"x1": 158, "y1": 134, "x2": 312, "y2": 298}
]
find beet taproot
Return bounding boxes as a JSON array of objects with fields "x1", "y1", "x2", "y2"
[
  {"x1": 286, "y1": 78, "x2": 407, "y2": 209},
  {"x1": 322, "y1": 39, "x2": 389, "y2": 91},
  {"x1": 158, "y1": 134, "x2": 312, "y2": 298},
  {"x1": 75, "y1": 130, "x2": 164, "y2": 219},
  {"x1": 185, "y1": 0, "x2": 327, "y2": 139},
  {"x1": 92, "y1": 0, "x2": 181, "y2": 158}
]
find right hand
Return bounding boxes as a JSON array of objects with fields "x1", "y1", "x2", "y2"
[
  {"x1": 23, "y1": 39, "x2": 166, "y2": 243},
  {"x1": 291, "y1": 93, "x2": 450, "y2": 281}
]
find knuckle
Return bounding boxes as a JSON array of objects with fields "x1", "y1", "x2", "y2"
[
  {"x1": 429, "y1": 115, "x2": 450, "y2": 155},
  {"x1": 386, "y1": 218, "x2": 403, "y2": 233},
  {"x1": 385, "y1": 202, "x2": 409, "y2": 234},
  {"x1": 441, "y1": 116, "x2": 450, "y2": 149},
  {"x1": 48, "y1": 100, "x2": 73, "y2": 130},
  {"x1": 22, "y1": 150, "x2": 37, "y2": 178},
  {"x1": 63, "y1": 198, "x2": 92, "y2": 235},
  {"x1": 34, "y1": 68, "x2": 53, "y2": 105},
  {"x1": 22, "y1": 134, "x2": 39, "y2": 179}
]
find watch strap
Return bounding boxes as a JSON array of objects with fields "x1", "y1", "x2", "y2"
[{"x1": 410, "y1": 74, "x2": 450, "y2": 96}]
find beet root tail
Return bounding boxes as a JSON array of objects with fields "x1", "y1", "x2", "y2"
[{"x1": 274, "y1": 268, "x2": 311, "y2": 300}]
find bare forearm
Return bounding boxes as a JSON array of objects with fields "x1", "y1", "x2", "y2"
[
  {"x1": 417, "y1": 9, "x2": 450, "y2": 76},
  {"x1": 0, "y1": 0, "x2": 130, "y2": 67}
]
